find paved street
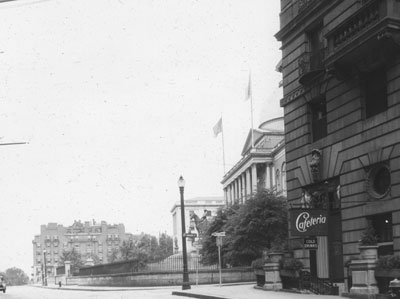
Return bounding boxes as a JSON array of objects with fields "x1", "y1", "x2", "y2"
[
  {"x1": 2, "y1": 285, "x2": 180, "y2": 299},
  {"x1": 1, "y1": 284, "x2": 342, "y2": 299}
]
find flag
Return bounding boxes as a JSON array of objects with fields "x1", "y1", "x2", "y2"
[
  {"x1": 245, "y1": 72, "x2": 252, "y2": 101},
  {"x1": 213, "y1": 117, "x2": 222, "y2": 137}
]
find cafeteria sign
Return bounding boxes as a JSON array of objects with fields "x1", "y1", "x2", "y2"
[{"x1": 289, "y1": 208, "x2": 328, "y2": 236}]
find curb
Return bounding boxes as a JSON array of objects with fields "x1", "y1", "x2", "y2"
[{"x1": 172, "y1": 291, "x2": 229, "y2": 299}]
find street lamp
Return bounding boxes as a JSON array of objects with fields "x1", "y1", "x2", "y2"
[
  {"x1": 178, "y1": 175, "x2": 191, "y2": 290},
  {"x1": 42, "y1": 249, "x2": 47, "y2": 286}
]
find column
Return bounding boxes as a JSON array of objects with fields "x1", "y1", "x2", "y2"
[
  {"x1": 232, "y1": 180, "x2": 236, "y2": 203},
  {"x1": 265, "y1": 163, "x2": 271, "y2": 190},
  {"x1": 230, "y1": 185, "x2": 233, "y2": 205},
  {"x1": 271, "y1": 164, "x2": 276, "y2": 189},
  {"x1": 246, "y1": 168, "x2": 251, "y2": 200},
  {"x1": 251, "y1": 164, "x2": 258, "y2": 194},
  {"x1": 241, "y1": 174, "x2": 245, "y2": 204}
]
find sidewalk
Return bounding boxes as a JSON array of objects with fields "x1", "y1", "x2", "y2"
[
  {"x1": 172, "y1": 283, "x2": 341, "y2": 299},
  {"x1": 33, "y1": 282, "x2": 342, "y2": 298}
]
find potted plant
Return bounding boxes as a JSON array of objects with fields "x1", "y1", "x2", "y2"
[
  {"x1": 279, "y1": 257, "x2": 303, "y2": 277},
  {"x1": 251, "y1": 257, "x2": 269, "y2": 287},
  {"x1": 358, "y1": 222, "x2": 378, "y2": 259}
]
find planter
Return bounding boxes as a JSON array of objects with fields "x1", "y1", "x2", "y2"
[
  {"x1": 279, "y1": 269, "x2": 299, "y2": 278},
  {"x1": 269, "y1": 252, "x2": 284, "y2": 263},
  {"x1": 283, "y1": 251, "x2": 293, "y2": 258},
  {"x1": 359, "y1": 245, "x2": 378, "y2": 260}
]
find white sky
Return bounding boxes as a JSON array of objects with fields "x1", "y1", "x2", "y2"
[{"x1": 0, "y1": 0, "x2": 282, "y2": 275}]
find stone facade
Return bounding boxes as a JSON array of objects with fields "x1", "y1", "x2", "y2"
[
  {"x1": 32, "y1": 220, "x2": 132, "y2": 283},
  {"x1": 276, "y1": 0, "x2": 400, "y2": 293},
  {"x1": 221, "y1": 117, "x2": 286, "y2": 206}
]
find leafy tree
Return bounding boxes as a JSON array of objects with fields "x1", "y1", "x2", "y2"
[
  {"x1": 157, "y1": 232, "x2": 173, "y2": 261},
  {"x1": 200, "y1": 205, "x2": 238, "y2": 265},
  {"x1": 59, "y1": 248, "x2": 84, "y2": 273},
  {"x1": 200, "y1": 190, "x2": 288, "y2": 267},
  {"x1": 4, "y1": 267, "x2": 29, "y2": 285}
]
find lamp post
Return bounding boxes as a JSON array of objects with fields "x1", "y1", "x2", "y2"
[
  {"x1": 42, "y1": 249, "x2": 47, "y2": 286},
  {"x1": 178, "y1": 175, "x2": 191, "y2": 290}
]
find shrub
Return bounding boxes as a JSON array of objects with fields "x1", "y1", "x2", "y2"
[
  {"x1": 377, "y1": 255, "x2": 400, "y2": 270},
  {"x1": 279, "y1": 257, "x2": 303, "y2": 271},
  {"x1": 359, "y1": 223, "x2": 378, "y2": 246},
  {"x1": 251, "y1": 257, "x2": 270, "y2": 270}
]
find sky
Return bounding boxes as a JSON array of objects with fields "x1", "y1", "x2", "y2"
[{"x1": 0, "y1": 0, "x2": 282, "y2": 275}]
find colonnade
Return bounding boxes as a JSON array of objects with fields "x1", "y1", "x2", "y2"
[{"x1": 224, "y1": 162, "x2": 276, "y2": 206}]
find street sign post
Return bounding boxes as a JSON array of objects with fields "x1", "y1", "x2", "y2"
[{"x1": 212, "y1": 232, "x2": 226, "y2": 287}]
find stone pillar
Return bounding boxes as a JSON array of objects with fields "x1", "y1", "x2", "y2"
[
  {"x1": 263, "y1": 262, "x2": 282, "y2": 291},
  {"x1": 251, "y1": 164, "x2": 257, "y2": 194},
  {"x1": 349, "y1": 259, "x2": 379, "y2": 296},
  {"x1": 241, "y1": 174, "x2": 245, "y2": 204},
  {"x1": 246, "y1": 169, "x2": 251, "y2": 200},
  {"x1": 230, "y1": 185, "x2": 233, "y2": 205},
  {"x1": 64, "y1": 261, "x2": 71, "y2": 277},
  {"x1": 265, "y1": 163, "x2": 271, "y2": 189},
  {"x1": 232, "y1": 180, "x2": 236, "y2": 203},
  {"x1": 271, "y1": 164, "x2": 276, "y2": 189}
]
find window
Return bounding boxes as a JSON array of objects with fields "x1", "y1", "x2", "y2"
[
  {"x1": 310, "y1": 98, "x2": 327, "y2": 141},
  {"x1": 276, "y1": 169, "x2": 280, "y2": 191},
  {"x1": 366, "y1": 163, "x2": 391, "y2": 199},
  {"x1": 281, "y1": 163, "x2": 286, "y2": 192},
  {"x1": 363, "y1": 67, "x2": 387, "y2": 118},
  {"x1": 369, "y1": 214, "x2": 393, "y2": 256}
]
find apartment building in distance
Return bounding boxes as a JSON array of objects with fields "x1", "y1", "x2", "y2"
[
  {"x1": 32, "y1": 220, "x2": 132, "y2": 281},
  {"x1": 276, "y1": 0, "x2": 400, "y2": 293}
]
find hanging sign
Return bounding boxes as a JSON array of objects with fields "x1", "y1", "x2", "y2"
[
  {"x1": 289, "y1": 208, "x2": 328, "y2": 236},
  {"x1": 304, "y1": 237, "x2": 318, "y2": 249}
]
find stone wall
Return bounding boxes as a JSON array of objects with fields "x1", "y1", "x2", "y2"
[{"x1": 57, "y1": 268, "x2": 254, "y2": 287}]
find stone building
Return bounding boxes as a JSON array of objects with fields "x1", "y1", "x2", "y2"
[
  {"x1": 32, "y1": 220, "x2": 132, "y2": 282},
  {"x1": 171, "y1": 197, "x2": 224, "y2": 253},
  {"x1": 275, "y1": 0, "x2": 400, "y2": 292},
  {"x1": 221, "y1": 117, "x2": 286, "y2": 206}
]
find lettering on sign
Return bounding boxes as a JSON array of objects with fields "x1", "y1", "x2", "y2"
[
  {"x1": 289, "y1": 209, "x2": 328, "y2": 236},
  {"x1": 296, "y1": 212, "x2": 326, "y2": 233},
  {"x1": 304, "y1": 237, "x2": 318, "y2": 249}
]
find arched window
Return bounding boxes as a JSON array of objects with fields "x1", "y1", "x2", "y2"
[
  {"x1": 276, "y1": 169, "x2": 280, "y2": 191},
  {"x1": 281, "y1": 162, "x2": 286, "y2": 192}
]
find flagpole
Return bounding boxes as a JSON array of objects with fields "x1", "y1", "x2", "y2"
[
  {"x1": 249, "y1": 71, "x2": 254, "y2": 149},
  {"x1": 221, "y1": 115, "x2": 226, "y2": 174}
]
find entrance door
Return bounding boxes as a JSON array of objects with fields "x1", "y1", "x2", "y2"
[{"x1": 310, "y1": 250, "x2": 317, "y2": 277}]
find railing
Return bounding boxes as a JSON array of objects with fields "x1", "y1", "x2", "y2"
[
  {"x1": 77, "y1": 254, "x2": 218, "y2": 276},
  {"x1": 330, "y1": 0, "x2": 380, "y2": 50},
  {"x1": 299, "y1": 270, "x2": 339, "y2": 295}
]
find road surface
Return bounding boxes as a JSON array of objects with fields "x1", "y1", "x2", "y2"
[{"x1": 2, "y1": 285, "x2": 181, "y2": 299}]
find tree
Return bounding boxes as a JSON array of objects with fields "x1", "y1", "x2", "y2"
[
  {"x1": 200, "y1": 205, "x2": 237, "y2": 265},
  {"x1": 59, "y1": 248, "x2": 84, "y2": 273},
  {"x1": 4, "y1": 267, "x2": 29, "y2": 285},
  {"x1": 200, "y1": 190, "x2": 288, "y2": 267},
  {"x1": 156, "y1": 232, "x2": 173, "y2": 261}
]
